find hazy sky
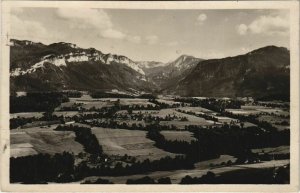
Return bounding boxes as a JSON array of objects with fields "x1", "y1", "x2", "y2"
[{"x1": 10, "y1": 8, "x2": 289, "y2": 62}]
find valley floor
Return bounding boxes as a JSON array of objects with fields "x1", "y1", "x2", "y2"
[{"x1": 10, "y1": 93, "x2": 290, "y2": 184}]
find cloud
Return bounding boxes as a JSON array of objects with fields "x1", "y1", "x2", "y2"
[
  {"x1": 127, "y1": 36, "x2": 141, "y2": 44},
  {"x1": 57, "y1": 8, "x2": 141, "y2": 43},
  {"x1": 196, "y1": 13, "x2": 207, "y2": 25},
  {"x1": 237, "y1": 13, "x2": 289, "y2": 36},
  {"x1": 57, "y1": 8, "x2": 112, "y2": 29},
  {"x1": 237, "y1": 24, "x2": 248, "y2": 35},
  {"x1": 101, "y1": 29, "x2": 126, "y2": 39},
  {"x1": 10, "y1": 15, "x2": 50, "y2": 42},
  {"x1": 146, "y1": 35, "x2": 158, "y2": 45}
]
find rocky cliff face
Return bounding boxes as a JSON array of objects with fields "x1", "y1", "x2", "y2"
[
  {"x1": 10, "y1": 39, "x2": 145, "y2": 77},
  {"x1": 10, "y1": 39, "x2": 150, "y2": 93}
]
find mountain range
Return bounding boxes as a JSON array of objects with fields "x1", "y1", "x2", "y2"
[{"x1": 10, "y1": 39, "x2": 290, "y2": 100}]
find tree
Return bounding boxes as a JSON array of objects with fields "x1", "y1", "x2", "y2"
[
  {"x1": 157, "y1": 177, "x2": 171, "y2": 184},
  {"x1": 126, "y1": 176, "x2": 156, "y2": 184}
]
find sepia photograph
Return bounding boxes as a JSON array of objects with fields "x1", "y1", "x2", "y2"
[{"x1": 0, "y1": 1, "x2": 299, "y2": 192}]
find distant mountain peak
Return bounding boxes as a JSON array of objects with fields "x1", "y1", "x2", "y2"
[
  {"x1": 168, "y1": 54, "x2": 203, "y2": 70},
  {"x1": 50, "y1": 42, "x2": 78, "y2": 48},
  {"x1": 136, "y1": 61, "x2": 166, "y2": 69},
  {"x1": 10, "y1": 39, "x2": 44, "y2": 47},
  {"x1": 171, "y1": 45, "x2": 290, "y2": 99},
  {"x1": 247, "y1": 45, "x2": 289, "y2": 55},
  {"x1": 178, "y1": 54, "x2": 195, "y2": 59}
]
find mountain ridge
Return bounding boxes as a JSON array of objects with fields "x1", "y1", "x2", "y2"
[
  {"x1": 169, "y1": 45, "x2": 290, "y2": 100},
  {"x1": 10, "y1": 39, "x2": 290, "y2": 100}
]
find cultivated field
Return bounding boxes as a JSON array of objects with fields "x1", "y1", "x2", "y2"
[
  {"x1": 177, "y1": 106, "x2": 215, "y2": 114},
  {"x1": 161, "y1": 130, "x2": 196, "y2": 142},
  {"x1": 251, "y1": 145, "x2": 290, "y2": 155},
  {"x1": 52, "y1": 111, "x2": 80, "y2": 117},
  {"x1": 10, "y1": 112, "x2": 44, "y2": 119},
  {"x1": 194, "y1": 155, "x2": 237, "y2": 169},
  {"x1": 10, "y1": 94, "x2": 290, "y2": 184},
  {"x1": 226, "y1": 105, "x2": 289, "y2": 116},
  {"x1": 91, "y1": 127, "x2": 178, "y2": 161},
  {"x1": 10, "y1": 127, "x2": 84, "y2": 157},
  {"x1": 156, "y1": 99, "x2": 181, "y2": 105},
  {"x1": 257, "y1": 115, "x2": 290, "y2": 130}
]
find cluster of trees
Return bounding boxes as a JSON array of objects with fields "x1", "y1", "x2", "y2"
[
  {"x1": 180, "y1": 172, "x2": 217, "y2": 184},
  {"x1": 63, "y1": 90, "x2": 82, "y2": 98},
  {"x1": 180, "y1": 164, "x2": 290, "y2": 184},
  {"x1": 58, "y1": 103, "x2": 82, "y2": 111},
  {"x1": 115, "y1": 111, "x2": 186, "y2": 123},
  {"x1": 84, "y1": 119, "x2": 179, "y2": 131},
  {"x1": 82, "y1": 155, "x2": 194, "y2": 177},
  {"x1": 10, "y1": 117, "x2": 36, "y2": 129},
  {"x1": 90, "y1": 91, "x2": 157, "y2": 99},
  {"x1": 188, "y1": 124, "x2": 289, "y2": 158},
  {"x1": 147, "y1": 129, "x2": 192, "y2": 154},
  {"x1": 256, "y1": 94, "x2": 289, "y2": 102},
  {"x1": 138, "y1": 94, "x2": 157, "y2": 99},
  {"x1": 82, "y1": 178, "x2": 114, "y2": 184},
  {"x1": 142, "y1": 114, "x2": 186, "y2": 123},
  {"x1": 275, "y1": 120, "x2": 289, "y2": 126},
  {"x1": 10, "y1": 112, "x2": 65, "y2": 129},
  {"x1": 255, "y1": 101, "x2": 289, "y2": 108},
  {"x1": 82, "y1": 119, "x2": 145, "y2": 130},
  {"x1": 174, "y1": 97, "x2": 288, "y2": 132},
  {"x1": 112, "y1": 100, "x2": 161, "y2": 111},
  {"x1": 121, "y1": 104, "x2": 160, "y2": 111},
  {"x1": 222, "y1": 111, "x2": 278, "y2": 131},
  {"x1": 10, "y1": 92, "x2": 69, "y2": 113},
  {"x1": 147, "y1": 128, "x2": 219, "y2": 162},
  {"x1": 214, "y1": 165, "x2": 289, "y2": 184},
  {"x1": 258, "y1": 152, "x2": 289, "y2": 161},
  {"x1": 55, "y1": 125, "x2": 102, "y2": 155},
  {"x1": 90, "y1": 91, "x2": 134, "y2": 98},
  {"x1": 125, "y1": 164, "x2": 290, "y2": 184},
  {"x1": 126, "y1": 176, "x2": 171, "y2": 184},
  {"x1": 149, "y1": 99, "x2": 181, "y2": 109},
  {"x1": 174, "y1": 98, "x2": 244, "y2": 112},
  {"x1": 10, "y1": 152, "x2": 75, "y2": 183},
  {"x1": 176, "y1": 109, "x2": 218, "y2": 122}
]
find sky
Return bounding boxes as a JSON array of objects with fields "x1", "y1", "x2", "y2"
[{"x1": 10, "y1": 8, "x2": 290, "y2": 62}]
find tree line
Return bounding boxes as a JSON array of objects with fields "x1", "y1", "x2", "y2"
[
  {"x1": 55, "y1": 125, "x2": 103, "y2": 155},
  {"x1": 10, "y1": 92, "x2": 69, "y2": 113}
]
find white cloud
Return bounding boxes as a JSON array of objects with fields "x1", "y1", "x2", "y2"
[
  {"x1": 196, "y1": 13, "x2": 207, "y2": 25},
  {"x1": 237, "y1": 13, "x2": 289, "y2": 36},
  {"x1": 248, "y1": 15, "x2": 289, "y2": 35},
  {"x1": 101, "y1": 29, "x2": 126, "y2": 39},
  {"x1": 57, "y1": 8, "x2": 112, "y2": 29},
  {"x1": 237, "y1": 24, "x2": 248, "y2": 35},
  {"x1": 146, "y1": 35, "x2": 158, "y2": 45},
  {"x1": 57, "y1": 8, "x2": 141, "y2": 43},
  {"x1": 127, "y1": 36, "x2": 141, "y2": 44},
  {"x1": 10, "y1": 15, "x2": 50, "y2": 42}
]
